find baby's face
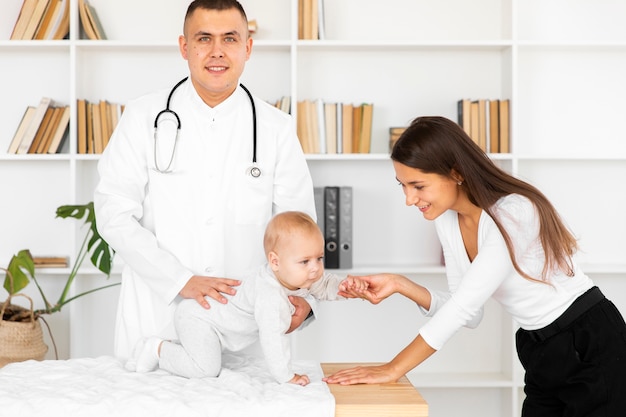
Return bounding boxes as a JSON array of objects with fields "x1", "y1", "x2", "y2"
[{"x1": 272, "y1": 229, "x2": 325, "y2": 290}]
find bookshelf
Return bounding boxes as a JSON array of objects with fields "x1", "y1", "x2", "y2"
[{"x1": 1, "y1": 1, "x2": 626, "y2": 416}]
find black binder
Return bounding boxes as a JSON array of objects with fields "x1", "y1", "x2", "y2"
[{"x1": 323, "y1": 186, "x2": 340, "y2": 269}]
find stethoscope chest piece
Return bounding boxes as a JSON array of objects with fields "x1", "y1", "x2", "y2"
[{"x1": 247, "y1": 164, "x2": 262, "y2": 178}]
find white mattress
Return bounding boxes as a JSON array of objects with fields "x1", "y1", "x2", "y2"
[{"x1": 0, "y1": 353, "x2": 335, "y2": 417}]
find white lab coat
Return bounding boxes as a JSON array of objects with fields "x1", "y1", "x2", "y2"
[{"x1": 94, "y1": 79, "x2": 316, "y2": 359}]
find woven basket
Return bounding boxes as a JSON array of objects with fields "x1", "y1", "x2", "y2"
[{"x1": 0, "y1": 292, "x2": 48, "y2": 368}]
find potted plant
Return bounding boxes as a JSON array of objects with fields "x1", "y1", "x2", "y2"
[{"x1": 1, "y1": 202, "x2": 117, "y2": 364}]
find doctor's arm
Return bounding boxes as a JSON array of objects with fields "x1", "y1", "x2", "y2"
[{"x1": 286, "y1": 295, "x2": 315, "y2": 333}]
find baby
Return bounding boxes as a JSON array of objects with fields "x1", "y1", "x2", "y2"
[{"x1": 127, "y1": 211, "x2": 365, "y2": 385}]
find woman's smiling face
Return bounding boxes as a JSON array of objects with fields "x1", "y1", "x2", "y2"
[{"x1": 393, "y1": 160, "x2": 462, "y2": 221}]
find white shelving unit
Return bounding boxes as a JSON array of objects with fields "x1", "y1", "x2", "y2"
[{"x1": 1, "y1": 1, "x2": 625, "y2": 416}]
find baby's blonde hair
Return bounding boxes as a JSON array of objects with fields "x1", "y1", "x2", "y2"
[{"x1": 263, "y1": 211, "x2": 321, "y2": 256}]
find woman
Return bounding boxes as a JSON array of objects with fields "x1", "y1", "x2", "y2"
[{"x1": 325, "y1": 116, "x2": 626, "y2": 416}]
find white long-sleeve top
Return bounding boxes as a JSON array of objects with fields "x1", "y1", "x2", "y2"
[
  {"x1": 419, "y1": 194, "x2": 593, "y2": 350},
  {"x1": 180, "y1": 264, "x2": 346, "y2": 383},
  {"x1": 94, "y1": 79, "x2": 316, "y2": 359}
]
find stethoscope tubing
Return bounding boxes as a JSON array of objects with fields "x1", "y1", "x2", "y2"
[{"x1": 153, "y1": 77, "x2": 259, "y2": 176}]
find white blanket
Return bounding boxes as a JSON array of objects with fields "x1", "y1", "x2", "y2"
[{"x1": 0, "y1": 354, "x2": 335, "y2": 417}]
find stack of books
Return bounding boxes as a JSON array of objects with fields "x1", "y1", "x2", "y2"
[
  {"x1": 7, "y1": 97, "x2": 70, "y2": 154},
  {"x1": 457, "y1": 98, "x2": 510, "y2": 153},
  {"x1": 76, "y1": 99, "x2": 125, "y2": 154},
  {"x1": 297, "y1": 99, "x2": 374, "y2": 155},
  {"x1": 10, "y1": 0, "x2": 69, "y2": 40}
]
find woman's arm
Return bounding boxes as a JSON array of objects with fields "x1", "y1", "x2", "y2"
[
  {"x1": 323, "y1": 334, "x2": 436, "y2": 385},
  {"x1": 341, "y1": 273, "x2": 432, "y2": 310},
  {"x1": 324, "y1": 273, "x2": 435, "y2": 385}
]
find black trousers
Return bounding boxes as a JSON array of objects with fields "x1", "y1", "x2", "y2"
[{"x1": 516, "y1": 287, "x2": 626, "y2": 417}]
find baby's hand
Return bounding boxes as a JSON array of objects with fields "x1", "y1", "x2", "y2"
[
  {"x1": 338, "y1": 275, "x2": 369, "y2": 297},
  {"x1": 289, "y1": 373, "x2": 310, "y2": 386}
]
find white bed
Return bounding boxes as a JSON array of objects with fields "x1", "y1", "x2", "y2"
[{"x1": 0, "y1": 353, "x2": 335, "y2": 417}]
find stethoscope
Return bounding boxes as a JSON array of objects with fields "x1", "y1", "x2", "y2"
[{"x1": 153, "y1": 76, "x2": 260, "y2": 177}]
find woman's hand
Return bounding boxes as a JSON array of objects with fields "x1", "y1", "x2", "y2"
[
  {"x1": 323, "y1": 363, "x2": 402, "y2": 385},
  {"x1": 179, "y1": 275, "x2": 241, "y2": 309},
  {"x1": 339, "y1": 273, "x2": 404, "y2": 304}
]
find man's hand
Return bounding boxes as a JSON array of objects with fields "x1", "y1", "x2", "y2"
[
  {"x1": 179, "y1": 275, "x2": 241, "y2": 309},
  {"x1": 287, "y1": 295, "x2": 311, "y2": 333}
]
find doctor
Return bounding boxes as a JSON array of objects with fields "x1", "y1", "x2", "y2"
[{"x1": 94, "y1": 0, "x2": 316, "y2": 360}]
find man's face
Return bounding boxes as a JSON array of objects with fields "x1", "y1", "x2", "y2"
[{"x1": 178, "y1": 7, "x2": 252, "y2": 107}]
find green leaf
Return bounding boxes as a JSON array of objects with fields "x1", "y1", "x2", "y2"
[
  {"x1": 4, "y1": 249, "x2": 35, "y2": 294},
  {"x1": 56, "y1": 202, "x2": 114, "y2": 276}
]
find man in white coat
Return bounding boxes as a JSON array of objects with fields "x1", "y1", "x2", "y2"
[{"x1": 94, "y1": 0, "x2": 316, "y2": 360}]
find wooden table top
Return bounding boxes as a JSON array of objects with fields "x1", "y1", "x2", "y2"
[{"x1": 321, "y1": 363, "x2": 428, "y2": 417}]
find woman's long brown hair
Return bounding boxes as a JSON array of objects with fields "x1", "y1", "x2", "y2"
[{"x1": 391, "y1": 116, "x2": 577, "y2": 282}]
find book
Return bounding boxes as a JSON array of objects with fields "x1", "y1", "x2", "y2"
[
  {"x1": 7, "y1": 106, "x2": 36, "y2": 154},
  {"x1": 85, "y1": 0, "x2": 106, "y2": 39},
  {"x1": 92, "y1": 101, "x2": 103, "y2": 153},
  {"x1": 79, "y1": 0, "x2": 106, "y2": 40},
  {"x1": 47, "y1": 105, "x2": 70, "y2": 153},
  {"x1": 338, "y1": 186, "x2": 353, "y2": 269},
  {"x1": 297, "y1": 0, "x2": 304, "y2": 39},
  {"x1": 310, "y1": 0, "x2": 319, "y2": 40},
  {"x1": 48, "y1": 0, "x2": 69, "y2": 39},
  {"x1": 16, "y1": 96, "x2": 53, "y2": 154},
  {"x1": 86, "y1": 102, "x2": 95, "y2": 153},
  {"x1": 76, "y1": 99, "x2": 87, "y2": 154},
  {"x1": 34, "y1": 0, "x2": 61, "y2": 39},
  {"x1": 301, "y1": 0, "x2": 312, "y2": 39},
  {"x1": 499, "y1": 99, "x2": 510, "y2": 153},
  {"x1": 307, "y1": 100, "x2": 319, "y2": 153},
  {"x1": 358, "y1": 103, "x2": 373, "y2": 153},
  {"x1": 341, "y1": 103, "x2": 353, "y2": 154},
  {"x1": 296, "y1": 100, "x2": 310, "y2": 153},
  {"x1": 22, "y1": 0, "x2": 51, "y2": 40},
  {"x1": 351, "y1": 105, "x2": 362, "y2": 153},
  {"x1": 335, "y1": 103, "x2": 343, "y2": 153},
  {"x1": 324, "y1": 102, "x2": 337, "y2": 154},
  {"x1": 469, "y1": 100, "x2": 479, "y2": 148},
  {"x1": 10, "y1": 0, "x2": 39, "y2": 40},
  {"x1": 476, "y1": 99, "x2": 487, "y2": 151},
  {"x1": 99, "y1": 100, "x2": 111, "y2": 149},
  {"x1": 315, "y1": 98, "x2": 326, "y2": 153},
  {"x1": 323, "y1": 186, "x2": 340, "y2": 269},
  {"x1": 489, "y1": 99, "x2": 500, "y2": 153},
  {"x1": 317, "y1": 0, "x2": 326, "y2": 40},
  {"x1": 107, "y1": 102, "x2": 121, "y2": 149}
]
